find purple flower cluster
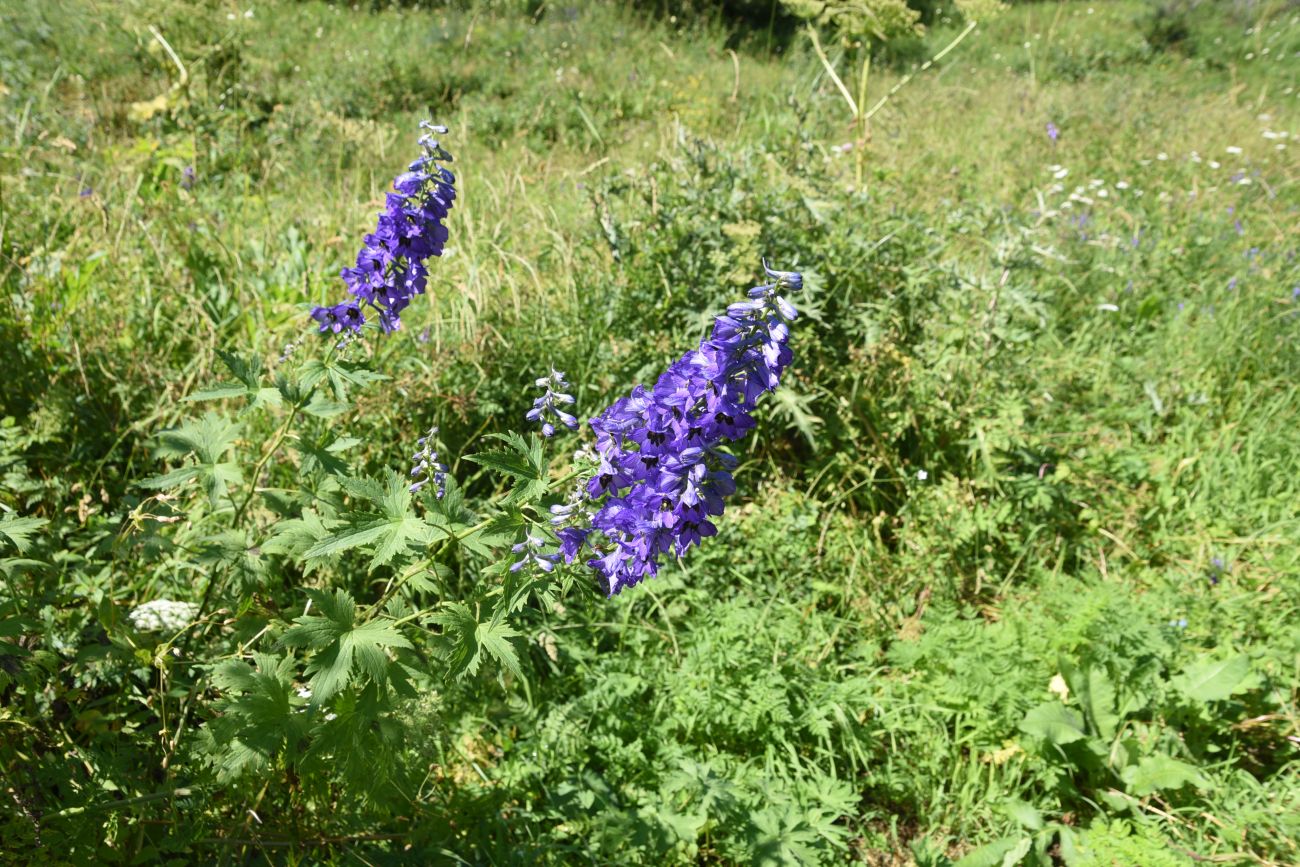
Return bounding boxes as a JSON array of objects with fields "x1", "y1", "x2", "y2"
[
  {"x1": 311, "y1": 122, "x2": 456, "y2": 335},
  {"x1": 552, "y1": 262, "x2": 802, "y2": 595}
]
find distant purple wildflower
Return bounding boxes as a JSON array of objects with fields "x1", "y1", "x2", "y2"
[
  {"x1": 79, "y1": 186, "x2": 93, "y2": 198},
  {"x1": 1208, "y1": 557, "x2": 1225, "y2": 586},
  {"x1": 1046, "y1": 122, "x2": 1060, "y2": 142},
  {"x1": 181, "y1": 165, "x2": 196, "y2": 191},
  {"x1": 553, "y1": 261, "x2": 802, "y2": 595},
  {"x1": 311, "y1": 121, "x2": 455, "y2": 336}
]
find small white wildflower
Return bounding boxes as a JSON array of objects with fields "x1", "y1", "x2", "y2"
[
  {"x1": 1053, "y1": 167, "x2": 1069, "y2": 179},
  {"x1": 1226, "y1": 145, "x2": 1243, "y2": 155},
  {"x1": 1115, "y1": 180, "x2": 1130, "y2": 189},
  {"x1": 1157, "y1": 152, "x2": 1169, "y2": 161},
  {"x1": 1098, "y1": 303, "x2": 1120, "y2": 312},
  {"x1": 296, "y1": 687, "x2": 312, "y2": 699},
  {"x1": 916, "y1": 469, "x2": 928, "y2": 481},
  {"x1": 128, "y1": 599, "x2": 200, "y2": 632},
  {"x1": 1209, "y1": 160, "x2": 1221, "y2": 169},
  {"x1": 324, "y1": 712, "x2": 338, "y2": 721}
]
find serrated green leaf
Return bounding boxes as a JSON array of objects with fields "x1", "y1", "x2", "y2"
[
  {"x1": 0, "y1": 514, "x2": 49, "y2": 554},
  {"x1": 147, "y1": 413, "x2": 244, "y2": 505},
  {"x1": 464, "y1": 448, "x2": 534, "y2": 479},
  {"x1": 303, "y1": 520, "x2": 395, "y2": 561},
  {"x1": 476, "y1": 619, "x2": 523, "y2": 679},
  {"x1": 185, "y1": 383, "x2": 250, "y2": 402}
]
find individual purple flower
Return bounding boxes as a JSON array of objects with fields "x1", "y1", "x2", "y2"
[
  {"x1": 510, "y1": 531, "x2": 557, "y2": 573},
  {"x1": 1046, "y1": 122, "x2": 1060, "y2": 142},
  {"x1": 181, "y1": 165, "x2": 196, "y2": 190},
  {"x1": 553, "y1": 261, "x2": 802, "y2": 596},
  {"x1": 310, "y1": 301, "x2": 365, "y2": 334},
  {"x1": 409, "y1": 426, "x2": 448, "y2": 497},
  {"x1": 527, "y1": 369, "x2": 579, "y2": 437},
  {"x1": 310, "y1": 122, "x2": 456, "y2": 335}
]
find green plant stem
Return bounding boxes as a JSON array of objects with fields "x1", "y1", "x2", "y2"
[{"x1": 231, "y1": 401, "x2": 302, "y2": 527}]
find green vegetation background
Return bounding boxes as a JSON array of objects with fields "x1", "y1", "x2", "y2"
[{"x1": 1, "y1": 0, "x2": 1297, "y2": 863}]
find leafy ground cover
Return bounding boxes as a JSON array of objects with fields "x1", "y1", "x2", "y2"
[{"x1": 1, "y1": 0, "x2": 1298, "y2": 863}]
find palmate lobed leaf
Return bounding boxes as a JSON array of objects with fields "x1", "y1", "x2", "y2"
[
  {"x1": 184, "y1": 351, "x2": 282, "y2": 411},
  {"x1": 280, "y1": 589, "x2": 412, "y2": 702},
  {"x1": 428, "y1": 604, "x2": 522, "y2": 680},
  {"x1": 303, "y1": 471, "x2": 446, "y2": 570},
  {"x1": 464, "y1": 431, "x2": 550, "y2": 505}
]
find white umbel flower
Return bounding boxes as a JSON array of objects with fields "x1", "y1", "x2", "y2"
[{"x1": 128, "y1": 599, "x2": 199, "y2": 632}]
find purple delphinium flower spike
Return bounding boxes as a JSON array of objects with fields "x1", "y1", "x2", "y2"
[
  {"x1": 527, "y1": 368, "x2": 579, "y2": 437},
  {"x1": 409, "y1": 426, "x2": 448, "y2": 498},
  {"x1": 310, "y1": 122, "x2": 456, "y2": 335},
  {"x1": 552, "y1": 263, "x2": 802, "y2": 596}
]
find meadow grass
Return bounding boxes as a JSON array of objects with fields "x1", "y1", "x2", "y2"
[{"x1": 1, "y1": 0, "x2": 1298, "y2": 863}]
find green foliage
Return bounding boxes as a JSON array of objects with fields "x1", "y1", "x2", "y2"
[{"x1": 2, "y1": 0, "x2": 1298, "y2": 863}]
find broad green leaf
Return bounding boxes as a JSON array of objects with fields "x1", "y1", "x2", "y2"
[
  {"x1": 1002, "y1": 799, "x2": 1043, "y2": 831},
  {"x1": 303, "y1": 473, "x2": 442, "y2": 569},
  {"x1": 1171, "y1": 655, "x2": 1253, "y2": 703},
  {"x1": 1062, "y1": 660, "x2": 1119, "y2": 740},
  {"x1": 261, "y1": 510, "x2": 332, "y2": 570},
  {"x1": 1122, "y1": 755, "x2": 1210, "y2": 796},
  {"x1": 429, "y1": 603, "x2": 484, "y2": 679},
  {"x1": 1019, "y1": 702, "x2": 1087, "y2": 745},
  {"x1": 954, "y1": 836, "x2": 1029, "y2": 867}
]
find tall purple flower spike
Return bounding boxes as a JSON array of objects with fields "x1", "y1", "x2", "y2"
[
  {"x1": 311, "y1": 121, "x2": 456, "y2": 335},
  {"x1": 552, "y1": 261, "x2": 803, "y2": 595}
]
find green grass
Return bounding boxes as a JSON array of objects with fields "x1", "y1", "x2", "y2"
[{"x1": 1, "y1": 0, "x2": 1298, "y2": 863}]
